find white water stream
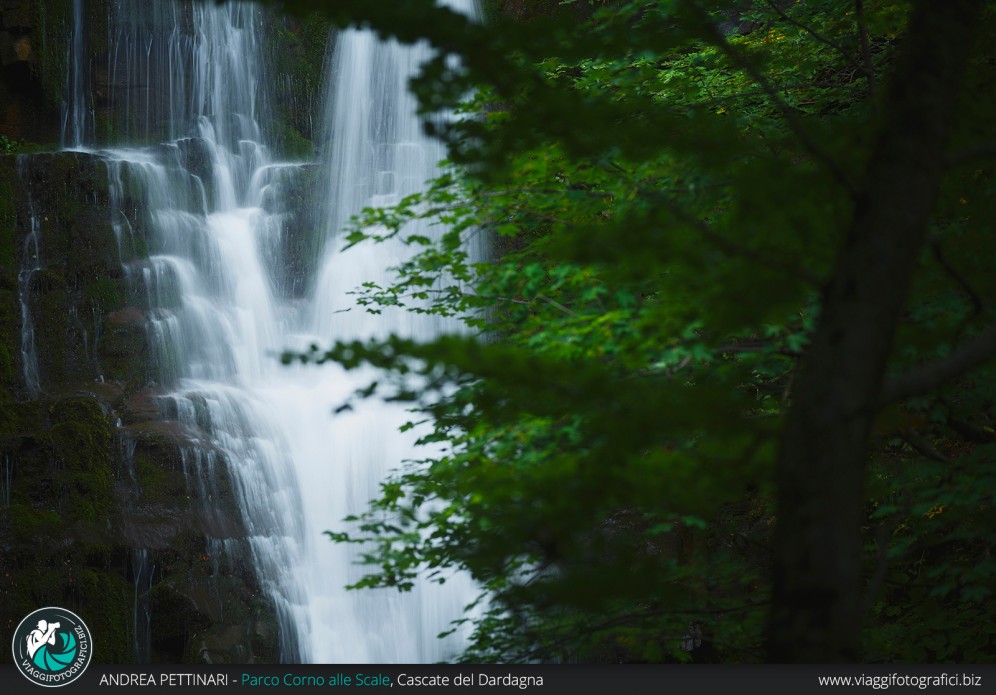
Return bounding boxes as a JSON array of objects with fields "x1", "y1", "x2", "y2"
[{"x1": 56, "y1": 0, "x2": 477, "y2": 663}]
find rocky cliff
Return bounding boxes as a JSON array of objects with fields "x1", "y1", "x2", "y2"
[
  {"x1": 0, "y1": 0, "x2": 327, "y2": 664},
  {"x1": 0, "y1": 149, "x2": 290, "y2": 663}
]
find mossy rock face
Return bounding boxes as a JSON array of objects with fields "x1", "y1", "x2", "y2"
[
  {"x1": 12, "y1": 150, "x2": 146, "y2": 392},
  {"x1": 67, "y1": 207, "x2": 124, "y2": 282},
  {"x1": 0, "y1": 545, "x2": 134, "y2": 663},
  {"x1": 46, "y1": 398, "x2": 114, "y2": 525},
  {"x1": 263, "y1": 10, "x2": 329, "y2": 159},
  {"x1": 0, "y1": 287, "x2": 19, "y2": 384},
  {"x1": 129, "y1": 430, "x2": 186, "y2": 505},
  {"x1": 5, "y1": 501, "x2": 63, "y2": 543},
  {"x1": 0, "y1": 391, "x2": 132, "y2": 662},
  {"x1": 118, "y1": 385, "x2": 162, "y2": 425},
  {"x1": 266, "y1": 163, "x2": 323, "y2": 298},
  {"x1": 0, "y1": 158, "x2": 26, "y2": 390},
  {"x1": 144, "y1": 534, "x2": 279, "y2": 664},
  {"x1": 84, "y1": 276, "x2": 125, "y2": 314},
  {"x1": 0, "y1": 264, "x2": 17, "y2": 291},
  {"x1": 28, "y1": 0, "x2": 73, "y2": 112},
  {"x1": 0, "y1": 388, "x2": 279, "y2": 664},
  {"x1": 31, "y1": 276, "x2": 84, "y2": 385},
  {"x1": 116, "y1": 423, "x2": 194, "y2": 547},
  {"x1": 16, "y1": 151, "x2": 112, "y2": 265},
  {"x1": 173, "y1": 137, "x2": 213, "y2": 205},
  {"x1": 12, "y1": 151, "x2": 124, "y2": 389},
  {"x1": 176, "y1": 552, "x2": 279, "y2": 664},
  {"x1": 71, "y1": 568, "x2": 133, "y2": 663},
  {"x1": 113, "y1": 418, "x2": 276, "y2": 663},
  {"x1": 6, "y1": 396, "x2": 116, "y2": 529},
  {"x1": 98, "y1": 320, "x2": 148, "y2": 387},
  {"x1": 148, "y1": 579, "x2": 213, "y2": 662},
  {"x1": 0, "y1": 157, "x2": 24, "y2": 266}
]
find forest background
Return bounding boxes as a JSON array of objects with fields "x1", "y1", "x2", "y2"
[{"x1": 273, "y1": 0, "x2": 996, "y2": 664}]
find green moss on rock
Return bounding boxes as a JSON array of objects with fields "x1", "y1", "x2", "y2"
[
  {"x1": 264, "y1": 11, "x2": 330, "y2": 159},
  {"x1": 45, "y1": 397, "x2": 114, "y2": 525},
  {"x1": 97, "y1": 322, "x2": 148, "y2": 386},
  {"x1": 83, "y1": 276, "x2": 122, "y2": 311},
  {"x1": 0, "y1": 158, "x2": 20, "y2": 265},
  {"x1": 7, "y1": 502, "x2": 62, "y2": 542}
]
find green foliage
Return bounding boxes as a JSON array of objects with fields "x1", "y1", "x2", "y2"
[
  {"x1": 0, "y1": 135, "x2": 22, "y2": 155},
  {"x1": 275, "y1": 0, "x2": 995, "y2": 662}
]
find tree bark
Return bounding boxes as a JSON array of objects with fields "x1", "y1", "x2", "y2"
[{"x1": 768, "y1": 0, "x2": 982, "y2": 662}]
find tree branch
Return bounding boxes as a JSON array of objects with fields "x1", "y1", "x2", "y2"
[
  {"x1": 536, "y1": 293, "x2": 579, "y2": 317},
  {"x1": 716, "y1": 343, "x2": 803, "y2": 358},
  {"x1": 642, "y1": 189, "x2": 822, "y2": 285},
  {"x1": 770, "y1": 0, "x2": 984, "y2": 661},
  {"x1": 945, "y1": 413, "x2": 996, "y2": 443},
  {"x1": 687, "y1": 2, "x2": 858, "y2": 195},
  {"x1": 945, "y1": 141, "x2": 996, "y2": 168},
  {"x1": 898, "y1": 429, "x2": 949, "y2": 463},
  {"x1": 854, "y1": 0, "x2": 878, "y2": 100},
  {"x1": 881, "y1": 322, "x2": 996, "y2": 404},
  {"x1": 762, "y1": 0, "x2": 867, "y2": 78},
  {"x1": 930, "y1": 238, "x2": 984, "y2": 322}
]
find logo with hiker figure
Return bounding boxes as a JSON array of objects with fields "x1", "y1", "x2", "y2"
[{"x1": 12, "y1": 607, "x2": 92, "y2": 687}]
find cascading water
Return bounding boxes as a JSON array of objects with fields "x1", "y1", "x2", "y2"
[
  {"x1": 282, "y1": 0, "x2": 481, "y2": 662},
  {"x1": 131, "y1": 548, "x2": 154, "y2": 663},
  {"x1": 61, "y1": 0, "x2": 93, "y2": 148},
  {"x1": 17, "y1": 185, "x2": 42, "y2": 397},
  {"x1": 52, "y1": 0, "x2": 477, "y2": 663}
]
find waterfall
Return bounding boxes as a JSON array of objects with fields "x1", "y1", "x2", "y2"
[
  {"x1": 47, "y1": 0, "x2": 477, "y2": 662},
  {"x1": 17, "y1": 181, "x2": 41, "y2": 397},
  {"x1": 131, "y1": 548, "x2": 155, "y2": 664},
  {"x1": 283, "y1": 0, "x2": 481, "y2": 662},
  {"x1": 61, "y1": 0, "x2": 93, "y2": 148},
  {"x1": 95, "y1": 1, "x2": 314, "y2": 661}
]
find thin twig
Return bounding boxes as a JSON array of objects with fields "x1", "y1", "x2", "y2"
[
  {"x1": 643, "y1": 189, "x2": 821, "y2": 285},
  {"x1": 898, "y1": 429, "x2": 949, "y2": 463},
  {"x1": 880, "y1": 321, "x2": 996, "y2": 404},
  {"x1": 930, "y1": 238, "x2": 984, "y2": 322},
  {"x1": 537, "y1": 293, "x2": 579, "y2": 317}
]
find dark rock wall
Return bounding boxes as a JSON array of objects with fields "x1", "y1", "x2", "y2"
[
  {"x1": 0, "y1": 0, "x2": 65, "y2": 144},
  {"x1": 0, "y1": 136, "x2": 280, "y2": 666}
]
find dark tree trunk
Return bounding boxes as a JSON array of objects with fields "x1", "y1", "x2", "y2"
[{"x1": 768, "y1": 0, "x2": 983, "y2": 662}]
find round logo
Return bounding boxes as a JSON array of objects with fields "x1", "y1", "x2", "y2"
[{"x1": 11, "y1": 607, "x2": 92, "y2": 687}]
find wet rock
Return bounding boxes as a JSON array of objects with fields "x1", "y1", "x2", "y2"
[{"x1": 0, "y1": 144, "x2": 279, "y2": 665}]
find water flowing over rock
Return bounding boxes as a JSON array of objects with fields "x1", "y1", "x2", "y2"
[
  {"x1": 1, "y1": 0, "x2": 477, "y2": 664},
  {"x1": 288, "y1": 0, "x2": 480, "y2": 662}
]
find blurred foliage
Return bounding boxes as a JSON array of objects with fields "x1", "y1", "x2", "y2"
[
  {"x1": 0, "y1": 135, "x2": 21, "y2": 155},
  {"x1": 271, "y1": 0, "x2": 995, "y2": 662}
]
